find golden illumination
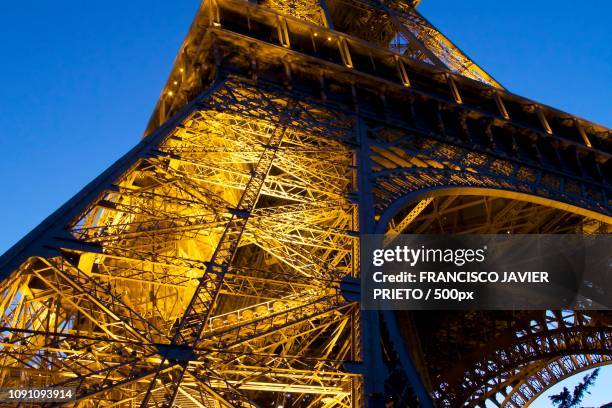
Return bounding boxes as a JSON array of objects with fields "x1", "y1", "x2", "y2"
[{"x1": 1, "y1": 0, "x2": 609, "y2": 407}]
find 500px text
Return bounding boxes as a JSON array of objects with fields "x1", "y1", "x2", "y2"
[{"x1": 373, "y1": 288, "x2": 474, "y2": 301}]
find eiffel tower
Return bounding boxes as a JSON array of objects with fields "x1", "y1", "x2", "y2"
[{"x1": 1, "y1": 0, "x2": 610, "y2": 407}]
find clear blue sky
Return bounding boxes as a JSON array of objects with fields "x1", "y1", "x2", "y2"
[
  {"x1": 0, "y1": 0, "x2": 610, "y2": 405},
  {"x1": 0, "y1": 0, "x2": 611, "y2": 253}
]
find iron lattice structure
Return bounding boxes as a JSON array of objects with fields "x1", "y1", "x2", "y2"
[{"x1": 1, "y1": 0, "x2": 611, "y2": 407}]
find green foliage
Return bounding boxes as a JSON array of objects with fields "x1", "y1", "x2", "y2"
[{"x1": 549, "y1": 368, "x2": 600, "y2": 408}]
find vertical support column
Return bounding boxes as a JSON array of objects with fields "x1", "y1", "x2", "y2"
[
  {"x1": 355, "y1": 116, "x2": 385, "y2": 408},
  {"x1": 381, "y1": 310, "x2": 435, "y2": 407}
]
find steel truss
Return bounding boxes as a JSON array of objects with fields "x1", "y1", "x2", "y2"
[
  {"x1": 386, "y1": 196, "x2": 611, "y2": 407},
  {"x1": 0, "y1": 80, "x2": 361, "y2": 407},
  {"x1": 1, "y1": 0, "x2": 611, "y2": 407}
]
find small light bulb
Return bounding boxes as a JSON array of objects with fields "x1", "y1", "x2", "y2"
[
  {"x1": 179, "y1": 68, "x2": 184, "y2": 72},
  {"x1": 313, "y1": 32, "x2": 318, "y2": 37},
  {"x1": 327, "y1": 37, "x2": 332, "y2": 41},
  {"x1": 168, "y1": 91, "x2": 174, "y2": 96},
  {"x1": 173, "y1": 81, "x2": 178, "y2": 85}
]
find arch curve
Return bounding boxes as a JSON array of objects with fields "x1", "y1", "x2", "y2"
[
  {"x1": 502, "y1": 355, "x2": 612, "y2": 407},
  {"x1": 376, "y1": 186, "x2": 612, "y2": 407},
  {"x1": 376, "y1": 186, "x2": 612, "y2": 234}
]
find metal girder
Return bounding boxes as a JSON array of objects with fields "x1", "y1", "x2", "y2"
[
  {"x1": 384, "y1": 197, "x2": 433, "y2": 244},
  {"x1": 0, "y1": 79, "x2": 363, "y2": 407}
]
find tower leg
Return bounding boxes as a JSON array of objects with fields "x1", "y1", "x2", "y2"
[{"x1": 356, "y1": 117, "x2": 385, "y2": 407}]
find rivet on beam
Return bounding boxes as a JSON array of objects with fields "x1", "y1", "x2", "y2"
[
  {"x1": 574, "y1": 119, "x2": 592, "y2": 148},
  {"x1": 493, "y1": 91, "x2": 510, "y2": 120},
  {"x1": 536, "y1": 106, "x2": 553, "y2": 135},
  {"x1": 446, "y1": 74, "x2": 462, "y2": 104},
  {"x1": 395, "y1": 56, "x2": 411, "y2": 87}
]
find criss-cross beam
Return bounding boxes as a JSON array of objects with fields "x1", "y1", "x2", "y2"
[
  {"x1": 0, "y1": 77, "x2": 362, "y2": 407},
  {"x1": 433, "y1": 310, "x2": 612, "y2": 407},
  {"x1": 384, "y1": 197, "x2": 433, "y2": 244},
  {"x1": 483, "y1": 354, "x2": 612, "y2": 407},
  {"x1": 2, "y1": 0, "x2": 611, "y2": 405}
]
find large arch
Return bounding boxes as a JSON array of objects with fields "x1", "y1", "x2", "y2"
[
  {"x1": 376, "y1": 187, "x2": 612, "y2": 233},
  {"x1": 502, "y1": 353, "x2": 612, "y2": 407},
  {"x1": 375, "y1": 187, "x2": 612, "y2": 407}
]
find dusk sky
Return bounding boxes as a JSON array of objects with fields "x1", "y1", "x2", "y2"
[{"x1": 0, "y1": 1, "x2": 610, "y2": 404}]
